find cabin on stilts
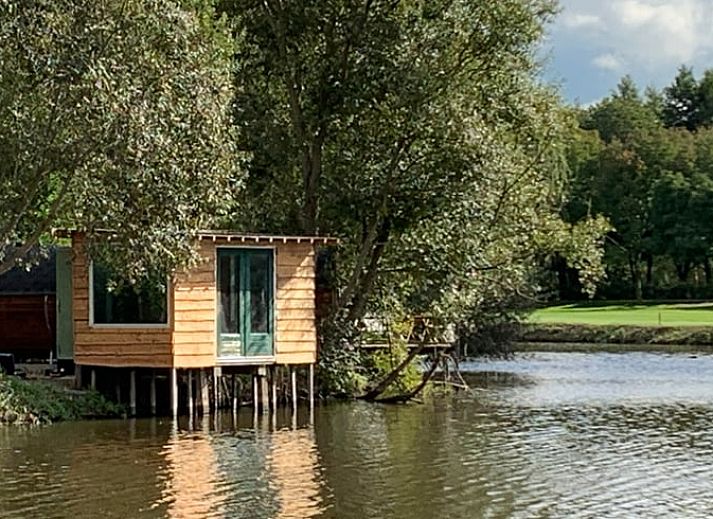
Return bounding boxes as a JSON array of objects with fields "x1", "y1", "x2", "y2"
[{"x1": 57, "y1": 230, "x2": 337, "y2": 417}]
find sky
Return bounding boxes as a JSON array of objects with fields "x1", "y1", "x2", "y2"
[{"x1": 543, "y1": 0, "x2": 713, "y2": 105}]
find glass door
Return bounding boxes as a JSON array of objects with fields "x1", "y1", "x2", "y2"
[{"x1": 217, "y1": 249, "x2": 274, "y2": 358}]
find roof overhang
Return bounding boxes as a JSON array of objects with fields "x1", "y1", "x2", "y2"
[{"x1": 52, "y1": 229, "x2": 339, "y2": 245}]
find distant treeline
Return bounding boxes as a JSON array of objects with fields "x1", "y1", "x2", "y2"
[{"x1": 554, "y1": 67, "x2": 713, "y2": 301}]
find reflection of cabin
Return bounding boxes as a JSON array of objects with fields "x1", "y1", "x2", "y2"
[
  {"x1": 0, "y1": 250, "x2": 56, "y2": 361},
  {"x1": 59, "y1": 230, "x2": 336, "y2": 415}
]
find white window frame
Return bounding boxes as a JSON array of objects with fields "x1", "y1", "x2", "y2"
[{"x1": 88, "y1": 260, "x2": 171, "y2": 329}]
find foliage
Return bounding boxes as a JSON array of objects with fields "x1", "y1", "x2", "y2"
[
  {"x1": 562, "y1": 71, "x2": 713, "y2": 301},
  {"x1": 0, "y1": 374, "x2": 123, "y2": 425},
  {"x1": 217, "y1": 0, "x2": 609, "y2": 393},
  {"x1": 0, "y1": 0, "x2": 240, "y2": 281}
]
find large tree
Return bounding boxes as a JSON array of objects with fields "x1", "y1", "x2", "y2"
[
  {"x1": 0, "y1": 0, "x2": 239, "y2": 279},
  {"x1": 221, "y1": 0, "x2": 608, "y2": 392}
]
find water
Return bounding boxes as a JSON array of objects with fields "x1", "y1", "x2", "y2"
[{"x1": 3, "y1": 352, "x2": 713, "y2": 518}]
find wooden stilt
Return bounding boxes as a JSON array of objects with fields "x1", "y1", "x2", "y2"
[
  {"x1": 115, "y1": 371, "x2": 121, "y2": 404},
  {"x1": 213, "y1": 368, "x2": 219, "y2": 411},
  {"x1": 253, "y1": 374, "x2": 259, "y2": 411},
  {"x1": 309, "y1": 363, "x2": 315, "y2": 421},
  {"x1": 203, "y1": 370, "x2": 210, "y2": 413},
  {"x1": 291, "y1": 366, "x2": 297, "y2": 413},
  {"x1": 150, "y1": 370, "x2": 157, "y2": 416},
  {"x1": 232, "y1": 374, "x2": 238, "y2": 413},
  {"x1": 188, "y1": 370, "x2": 194, "y2": 416},
  {"x1": 75, "y1": 365, "x2": 83, "y2": 389},
  {"x1": 271, "y1": 367, "x2": 277, "y2": 412},
  {"x1": 260, "y1": 374, "x2": 269, "y2": 414},
  {"x1": 90, "y1": 369, "x2": 97, "y2": 391},
  {"x1": 199, "y1": 369, "x2": 210, "y2": 415},
  {"x1": 171, "y1": 368, "x2": 178, "y2": 418},
  {"x1": 129, "y1": 369, "x2": 137, "y2": 417}
]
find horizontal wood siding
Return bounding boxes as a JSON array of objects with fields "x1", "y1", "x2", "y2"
[
  {"x1": 172, "y1": 241, "x2": 216, "y2": 368},
  {"x1": 70, "y1": 235, "x2": 319, "y2": 368},
  {"x1": 71, "y1": 234, "x2": 173, "y2": 368},
  {"x1": 275, "y1": 243, "x2": 317, "y2": 364}
]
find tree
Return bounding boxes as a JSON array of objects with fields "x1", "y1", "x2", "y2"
[
  {"x1": 221, "y1": 0, "x2": 608, "y2": 394},
  {"x1": 663, "y1": 66, "x2": 700, "y2": 131},
  {"x1": 0, "y1": 0, "x2": 239, "y2": 280}
]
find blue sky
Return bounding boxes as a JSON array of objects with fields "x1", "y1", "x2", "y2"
[{"x1": 543, "y1": 0, "x2": 713, "y2": 105}]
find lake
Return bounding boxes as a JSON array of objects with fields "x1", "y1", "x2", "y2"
[{"x1": 3, "y1": 352, "x2": 713, "y2": 518}]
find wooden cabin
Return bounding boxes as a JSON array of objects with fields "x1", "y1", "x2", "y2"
[{"x1": 61, "y1": 230, "x2": 337, "y2": 416}]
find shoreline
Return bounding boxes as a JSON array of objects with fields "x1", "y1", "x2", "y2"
[{"x1": 517, "y1": 323, "x2": 713, "y2": 353}]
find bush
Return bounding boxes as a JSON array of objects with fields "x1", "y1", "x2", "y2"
[{"x1": 0, "y1": 374, "x2": 123, "y2": 424}]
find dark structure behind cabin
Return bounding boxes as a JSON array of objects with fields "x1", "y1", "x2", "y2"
[{"x1": 0, "y1": 250, "x2": 56, "y2": 361}]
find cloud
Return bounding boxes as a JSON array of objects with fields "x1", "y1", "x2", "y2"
[
  {"x1": 561, "y1": 13, "x2": 601, "y2": 29},
  {"x1": 555, "y1": 0, "x2": 713, "y2": 70},
  {"x1": 592, "y1": 54, "x2": 623, "y2": 71}
]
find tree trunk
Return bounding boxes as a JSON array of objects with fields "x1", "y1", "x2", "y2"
[
  {"x1": 629, "y1": 255, "x2": 643, "y2": 301},
  {"x1": 645, "y1": 253, "x2": 654, "y2": 294}
]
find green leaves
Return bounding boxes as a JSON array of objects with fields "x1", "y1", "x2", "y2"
[{"x1": 0, "y1": 0, "x2": 241, "y2": 279}]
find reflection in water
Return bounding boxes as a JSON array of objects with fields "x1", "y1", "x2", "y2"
[
  {"x1": 268, "y1": 428, "x2": 323, "y2": 519},
  {"x1": 4, "y1": 353, "x2": 713, "y2": 517},
  {"x1": 160, "y1": 418, "x2": 224, "y2": 519}
]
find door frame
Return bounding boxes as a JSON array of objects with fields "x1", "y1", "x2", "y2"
[{"x1": 215, "y1": 245, "x2": 277, "y2": 362}]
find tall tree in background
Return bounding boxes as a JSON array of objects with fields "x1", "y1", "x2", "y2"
[{"x1": 0, "y1": 0, "x2": 239, "y2": 279}]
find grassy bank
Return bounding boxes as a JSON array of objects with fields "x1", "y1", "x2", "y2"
[
  {"x1": 528, "y1": 302, "x2": 713, "y2": 327},
  {"x1": 520, "y1": 302, "x2": 713, "y2": 351},
  {"x1": 0, "y1": 374, "x2": 123, "y2": 425}
]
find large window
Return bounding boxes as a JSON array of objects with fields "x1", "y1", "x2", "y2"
[{"x1": 91, "y1": 263, "x2": 168, "y2": 325}]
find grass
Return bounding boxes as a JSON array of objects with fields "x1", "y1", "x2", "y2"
[{"x1": 528, "y1": 302, "x2": 713, "y2": 328}]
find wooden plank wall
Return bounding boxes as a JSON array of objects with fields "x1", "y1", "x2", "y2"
[
  {"x1": 71, "y1": 234, "x2": 173, "y2": 368},
  {"x1": 172, "y1": 240, "x2": 216, "y2": 368},
  {"x1": 71, "y1": 234, "x2": 318, "y2": 368},
  {"x1": 274, "y1": 243, "x2": 317, "y2": 364},
  {"x1": 172, "y1": 240, "x2": 318, "y2": 366}
]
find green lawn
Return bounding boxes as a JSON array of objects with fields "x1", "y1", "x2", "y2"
[{"x1": 528, "y1": 302, "x2": 713, "y2": 327}]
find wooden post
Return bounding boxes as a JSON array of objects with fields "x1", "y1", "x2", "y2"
[
  {"x1": 309, "y1": 363, "x2": 315, "y2": 420},
  {"x1": 90, "y1": 369, "x2": 97, "y2": 391},
  {"x1": 260, "y1": 374, "x2": 269, "y2": 414},
  {"x1": 232, "y1": 374, "x2": 238, "y2": 413},
  {"x1": 115, "y1": 373, "x2": 121, "y2": 404},
  {"x1": 171, "y1": 368, "x2": 178, "y2": 418},
  {"x1": 199, "y1": 369, "x2": 209, "y2": 414},
  {"x1": 291, "y1": 366, "x2": 297, "y2": 414},
  {"x1": 271, "y1": 367, "x2": 277, "y2": 412},
  {"x1": 129, "y1": 369, "x2": 137, "y2": 417},
  {"x1": 150, "y1": 370, "x2": 157, "y2": 416},
  {"x1": 252, "y1": 374, "x2": 259, "y2": 411},
  {"x1": 213, "y1": 368, "x2": 220, "y2": 411},
  {"x1": 188, "y1": 370, "x2": 194, "y2": 416}
]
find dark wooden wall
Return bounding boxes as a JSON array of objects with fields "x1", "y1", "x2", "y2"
[{"x1": 0, "y1": 295, "x2": 55, "y2": 360}]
